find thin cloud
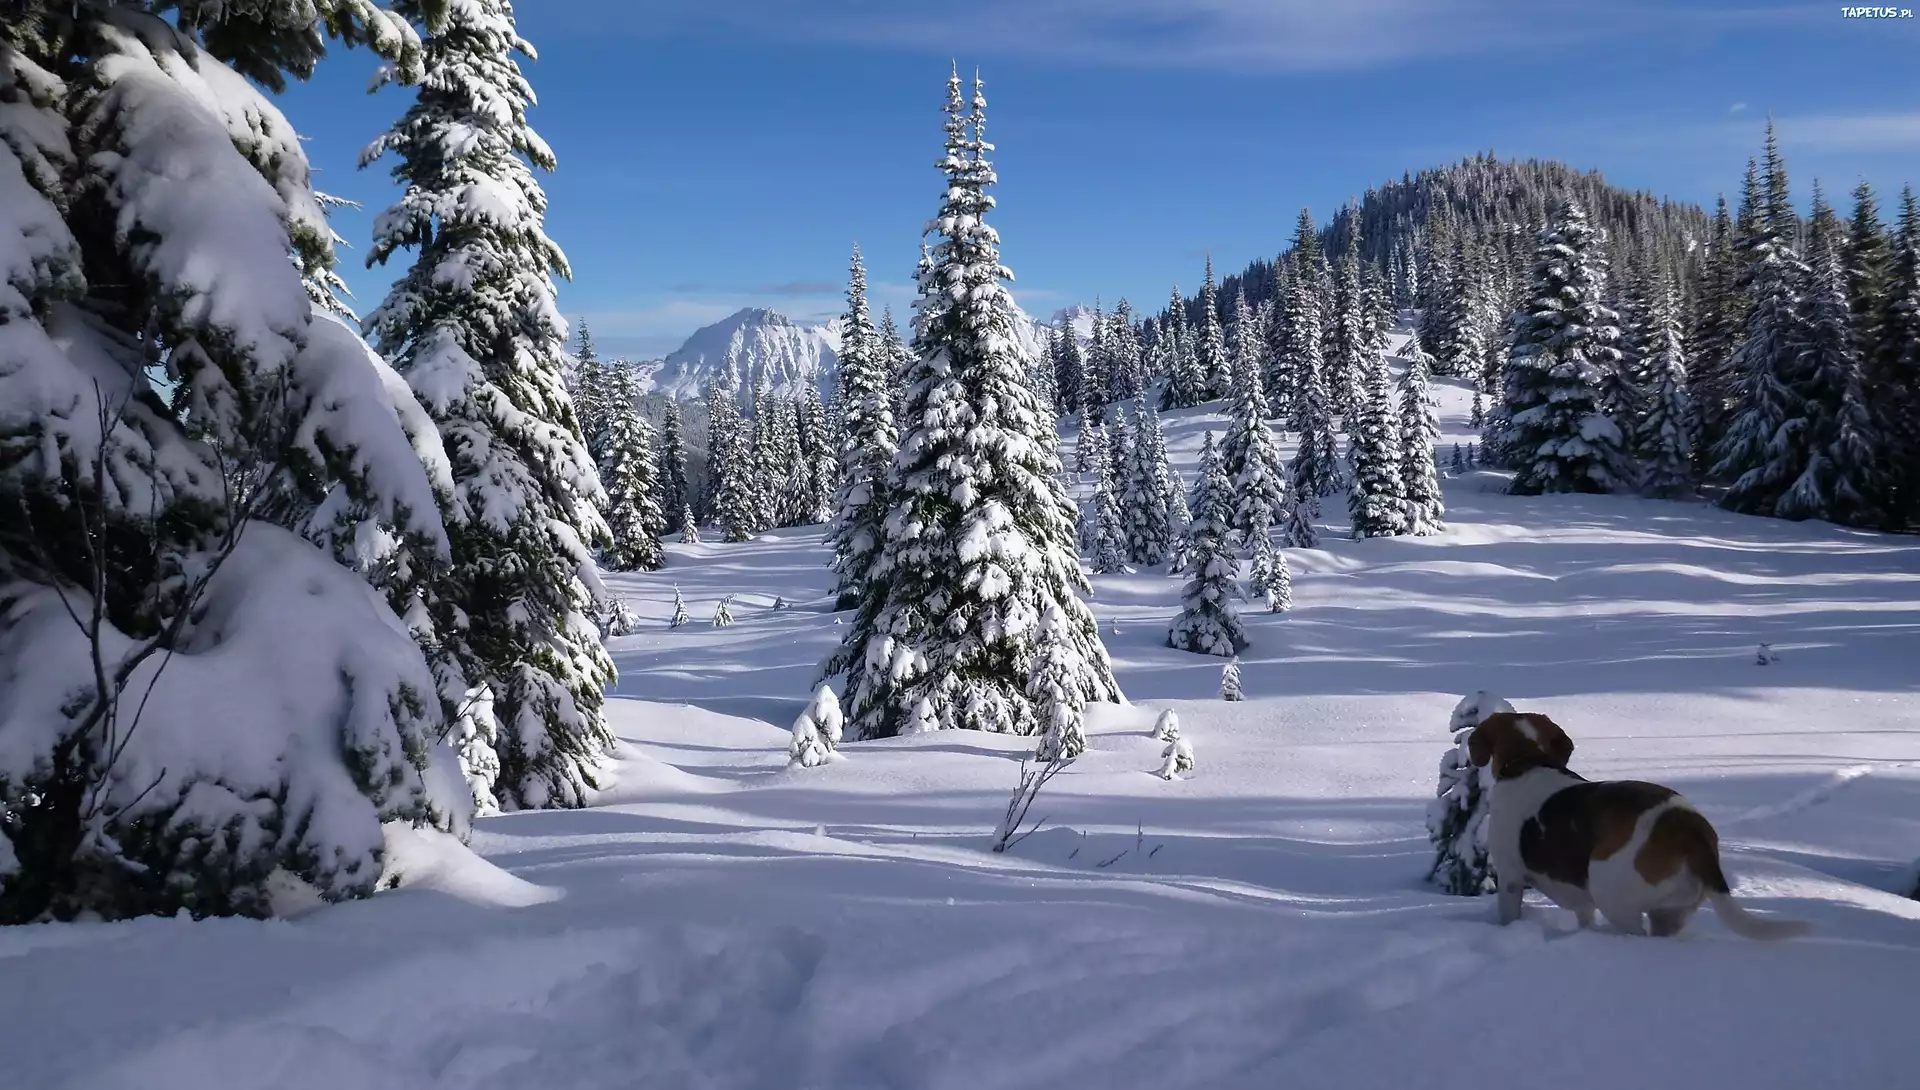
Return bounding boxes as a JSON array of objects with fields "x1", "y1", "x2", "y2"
[
  {"x1": 611, "y1": 0, "x2": 1820, "y2": 74},
  {"x1": 1772, "y1": 113, "x2": 1920, "y2": 153},
  {"x1": 1730, "y1": 102, "x2": 1749, "y2": 113}
]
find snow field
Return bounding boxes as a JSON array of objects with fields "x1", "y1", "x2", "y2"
[{"x1": 3, "y1": 360, "x2": 1917, "y2": 1089}]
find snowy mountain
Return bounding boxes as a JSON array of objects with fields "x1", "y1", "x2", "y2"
[
  {"x1": 1050, "y1": 304, "x2": 1101, "y2": 344},
  {"x1": 637, "y1": 300, "x2": 1057, "y2": 401}
]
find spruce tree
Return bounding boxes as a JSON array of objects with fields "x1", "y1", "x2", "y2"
[
  {"x1": 599, "y1": 366, "x2": 666, "y2": 571},
  {"x1": 1165, "y1": 468, "x2": 1195, "y2": 574},
  {"x1": 1168, "y1": 433, "x2": 1249, "y2": 657},
  {"x1": 1123, "y1": 396, "x2": 1175, "y2": 566},
  {"x1": 1090, "y1": 455, "x2": 1129, "y2": 575},
  {"x1": 1635, "y1": 280, "x2": 1698, "y2": 500},
  {"x1": 1844, "y1": 182, "x2": 1891, "y2": 369},
  {"x1": 1779, "y1": 187, "x2": 1886, "y2": 525},
  {"x1": 1198, "y1": 258, "x2": 1231, "y2": 399},
  {"x1": 1502, "y1": 200, "x2": 1634, "y2": 496},
  {"x1": 1029, "y1": 605, "x2": 1091, "y2": 762},
  {"x1": 1268, "y1": 549, "x2": 1294, "y2": 612},
  {"x1": 680, "y1": 505, "x2": 699, "y2": 544},
  {"x1": 1871, "y1": 188, "x2": 1920, "y2": 528},
  {"x1": 670, "y1": 586, "x2": 690, "y2": 627},
  {"x1": 1221, "y1": 319, "x2": 1286, "y2": 549},
  {"x1": 1085, "y1": 299, "x2": 1110, "y2": 418},
  {"x1": 1691, "y1": 194, "x2": 1743, "y2": 468},
  {"x1": 1275, "y1": 211, "x2": 1328, "y2": 433},
  {"x1": 1325, "y1": 221, "x2": 1369, "y2": 415},
  {"x1": 1106, "y1": 299, "x2": 1143, "y2": 405},
  {"x1": 365, "y1": 0, "x2": 615, "y2": 810},
  {"x1": 709, "y1": 373, "x2": 757, "y2": 543},
  {"x1": 1161, "y1": 285, "x2": 1209, "y2": 411},
  {"x1": 1714, "y1": 127, "x2": 1812, "y2": 516},
  {"x1": 659, "y1": 401, "x2": 690, "y2": 535},
  {"x1": 1230, "y1": 288, "x2": 1263, "y2": 407},
  {"x1": 1056, "y1": 318, "x2": 1087, "y2": 417},
  {"x1": 1220, "y1": 659, "x2": 1244, "y2": 701},
  {"x1": 1348, "y1": 353, "x2": 1408, "y2": 538},
  {"x1": 571, "y1": 320, "x2": 610, "y2": 461},
  {"x1": 827, "y1": 245, "x2": 898, "y2": 606},
  {"x1": 797, "y1": 383, "x2": 838, "y2": 524},
  {"x1": 1076, "y1": 414, "x2": 1108, "y2": 477},
  {"x1": 828, "y1": 68, "x2": 1121, "y2": 740},
  {"x1": 1398, "y1": 341, "x2": 1446, "y2": 534}
]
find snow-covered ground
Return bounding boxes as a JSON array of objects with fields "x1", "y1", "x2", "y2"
[{"x1": 4, "y1": 357, "x2": 1918, "y2": 1090}]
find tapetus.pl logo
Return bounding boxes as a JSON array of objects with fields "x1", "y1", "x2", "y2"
[{"x1": 1840, "y1": 5, "x2": 1914, "y2": 15}]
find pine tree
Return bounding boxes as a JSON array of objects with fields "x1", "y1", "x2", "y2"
[
  {"x1": 1844, "y1": 183, "x2": 1892, "y2": 369},
  {"x1": 1197, "y1": 258, "x2": 1231, "y2": 399},
  {"x1": 797, "y1": 383, "x2": 838, "y2": 524},
  {"x1": 1268, "y1": 549, "x2": 1294, "y2": 612},
  {"x1": 1778, "y1": 187, "x2": 1886, "y2": 525},
  {"x1": 709, "y1": 373, "x2": 758, "y2": 543},
  {"x1": 1090, "y1": 456, "x2": 1128, "y2": 575},
  {"x1": 1450, "y1": 443, "x2": 1467, "y2": 475},
  {"x1": 829, "y1": 68, "x2": 1121, "y2": 740},
  {"x1": 1635, "y1": 280, "x2": 1698, "y2": 499},
  {"x1": 1273, "y1": 212, "x2": 1327, "y2": 432},
  {"x1": 746, "y1": 372, "x2": 778, "y2": 532},
  {"x1": 571, "y1": 320, "x2": 610, "y2": 461},
  {"x1": 1122, "y1": 396, "x2": 1175, "y2": 566},
  {"x1": 365, "y1": 0, "x2": 615, "y2": 811},
  {"x1": 1168, "y1": 434, "x2": 1249, "y2": 657},
  {"x1": 670, "y1": 585, "x2": 691, "y2": 627},
  {"x1": 1076, "y1": 414, "x2": 1108, "y2": 477},
  {"x1": 1230, "y1": 288, "x2": 1264, "y2": 405},
  {"x1": 1325, "y1": 219, "x2": 1369, "y2": 415},
  {"x1": 1163, "y1": 285, "x2": 1209, "y2": 411},
  {"x1": 1165, "y1": 467, "x2": 1195, "y2": 574},
  {"x1": 1714, "y1": 126, "x2": 1812, "y2": 515},
  {"x1": 1056, "y1": 318, "x2": 1086, "y2": 417},
  {"x1": 1106, "y1": 299, "x2": 1143, "y2": 406},
  {"x1": 788, "y1": 685, "x2": 843, "y2": 768},
  {"x1": 681, "y1": 507, "x2": 700, "y2": 544},
  {"x1": 713, "y1": 594, "x2": 736, "y2": 627},
  {"x1": 1691, "y1": 194, "x2": 1744, "y2": 468},
  {"x1": 1871, "y1": 188, "x2": 1920, "y2": 529},
  {"x1": 659, "y1": 402, "x2": 690, "y2": 534},
  {"x1": 1348, "y1": 353, "x2": 1409, "y2": 538},
  {"x1": 599, "y1": 366, "x2": 666, "y2": 571},
  {"x1": 1029, "y1": 605, "x2": 1091, "y2": 762},
  {"x1": 1220, "y1": 659, "x2": 1244, "y2": 701},
  {"x1": 827, "y1": 245, "x2": 901, "y2": 606},
  {"x1": 1398, "y1": 341, "x2": 1446, "y2": 534},
  {"x1": 1428, "y1": 692, "x2": 1515, "y2": 896},
  {"x1": 1221, "y1": 314, "x2": 1286, "y2": 550},
  {"x1": 1502, "y1": 200, "x2": 1634, "y2": 496}
]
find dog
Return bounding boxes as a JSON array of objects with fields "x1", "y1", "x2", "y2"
[{"x1": 1468, "y1": 711, "x2": 1810, "y2": 940}]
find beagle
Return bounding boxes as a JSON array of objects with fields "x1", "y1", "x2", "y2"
[{"x1": 1468, "y1": 712, "x2": 1809, "y2": 940}]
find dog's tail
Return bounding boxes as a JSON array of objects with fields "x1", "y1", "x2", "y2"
[{"x1": 1679, "y1": 810, "x2": 1812, "y2": 941}]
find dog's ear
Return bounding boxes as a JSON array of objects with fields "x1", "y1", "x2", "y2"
[
  {"x1": 1467, "y1": 720, "x2": 1500, "y2": 768},
  {"x1": 1533, "y1": 714, "x2": 1576, "y2": 769}
]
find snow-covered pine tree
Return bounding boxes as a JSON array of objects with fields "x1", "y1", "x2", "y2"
[
  {"x1": 1108, "y1": 400, "x2": 1136, "y2": 496},
  {"x1": 365, "y1": 0, "x2": 616, "y2": 811},
  {"x1": 1076, "y1": 413, "x2": 1108, "y2": 477},
  {"x1": 1029, "y1": 605, "x2": 1090, "y2": 762},
  {"x1": 1268, "y1": 549, "x2": 1294, "y2": 612},
  {"x1": 713, "y1": 594, "x2": 736, "y2": 627},
  {"x1": 1197, "y1": 258, "x2": 1231, "y2": 400},
  {"x1": 1349, "y1": 353, "x2": 1409, "y2": 538},
  {"x1": 669, "y1": 585, "x2": 690, "y2": 627},
  {"x1": 1778, "y1": 186, "x2": 1886, "y2": 525},
  {"x1": 1279, "y1": 464, "x2": 1321, "y2": 549},
  {"x1": 680, "y1": 507, "x2": 700, "y2": 544},
  {"x1": 1220, "y1": 658, "x2": 1244, "y2": 701},
  {"x1": 1230, "y1": 287, "x2": 1263, "y2": 405},
  {"x1": 1428, "y1": 691, "x2": 1515, "y2": 896},
  {"x1": 1713, "y1": 126, "x2": 1812, "y2": 516},
  {"x1": 1501, "y1": 200, "x2": 1635, "y2": 496},
  {"x1": 1869, "y1": 187, "x2": 1920, "y2": 530},
  {"x1": 746, "y1": 372, "x2": 778, "y2": 532},
  {"x1": 570, "y1": 320, "x2": 610, "y2": 462},
  {"x1": 826, "y1": 244, "x2": 900, "y2": 607},
  {"x1": 1168, "y1": 433, "x2": 1249, "y2": 657},
  {"x1": 828, "y1": 68, "x2": 1121, "y2": 740},
  {"x1": 0, "y1": 4, "x2": 475, "y2": 921},
  {"x1": 1090, "y1": 455, "x2": 1129, "y2": 575},
  {"x1": 659, "y1": 401, "x2": 690, "y2": 535},
  {"x1": 1273, "y1": 212, "x2": 1327, "y2": 431},
  {"x1": 1106, "y1": 299, "x2": 1143, "y2": 406},
  {"x1": 1451, "y1": 443, "x2": 1467, "y2": 475},
  {"x1": 1634, "y1": 279, "x2": 1698, "y2": 499},
  {"x1": 1162, "y1": 284, "x2": 1209, "y2": 411},
  {"x1": 599, "y1": 366, "x2": 666, "y2": 571},
  {"x1": 1122, "y1": 395, "x2": 1174, "y2": 566},
  {"x1": 1084, "y1": 299, "x2": 1110, "y2": 419},
  {"x1": 797, "y1": 383, "x2": 838, "y2": 524},
  {"x1": 1324, "y1": 217, "x2": 1369, "y2": 415},
  {"x1": 1159, "y1": 735, "x2": 1196, "y2": 778},
  {"x1": 1165, "y1": 467, "x2": 1195, "y2": 574},
  {"x1": 710, "y1": 375, "x2": 758, "y2": 542},
  {"x1": 788, "y1": 684, "x2": 843, "y2": 768},
  {"x1": 1055, "y1": 315, "x2": 1087, "y2": 417},
  {"x1": 1397, "y1": 340, "x2": 1446, "y2": 534},
  {"x1": 1220, "y1": 311, "x2": 1285, "y2": 553}
]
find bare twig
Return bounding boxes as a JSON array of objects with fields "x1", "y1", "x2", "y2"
[
  {"x1": 989, "y1": 753, "x2": 1072, "y2": 854},
  {"x1": 1094, "y1": 848, "x2": 1129, "y2": 868}
]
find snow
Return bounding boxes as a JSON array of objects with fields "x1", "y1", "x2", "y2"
[{"x1": 4, "y1": 354, "x2": 1919, "y2": 1087}]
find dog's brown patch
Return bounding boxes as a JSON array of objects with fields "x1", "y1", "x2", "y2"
[
  {"x1": 1635, "y1": 805, "x2": 1724, "y2": 889},
  {"x1": 1468, "y1": 712, "x2": 1577, "y2": 780},
  {"x1": 1519, "y1": 780, "x2": 1678, "y2": 889}
]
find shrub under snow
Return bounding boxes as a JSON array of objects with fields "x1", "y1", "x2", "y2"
[
  {"x1": 1426, "y1": 689, "x2": 1516, "y2": 896},
  {"x1": 788, "y1": 684, "x2": 844, "y2": 769}
]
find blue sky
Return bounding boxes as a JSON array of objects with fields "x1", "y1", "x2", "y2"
[{"x1": 279, "y1": 0, "x2": 1920, "y2": 360}]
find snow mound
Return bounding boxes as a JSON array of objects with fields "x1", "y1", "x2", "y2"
[{"x1": 377, "y1": 824, "x2": 561, "y2": 908}]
